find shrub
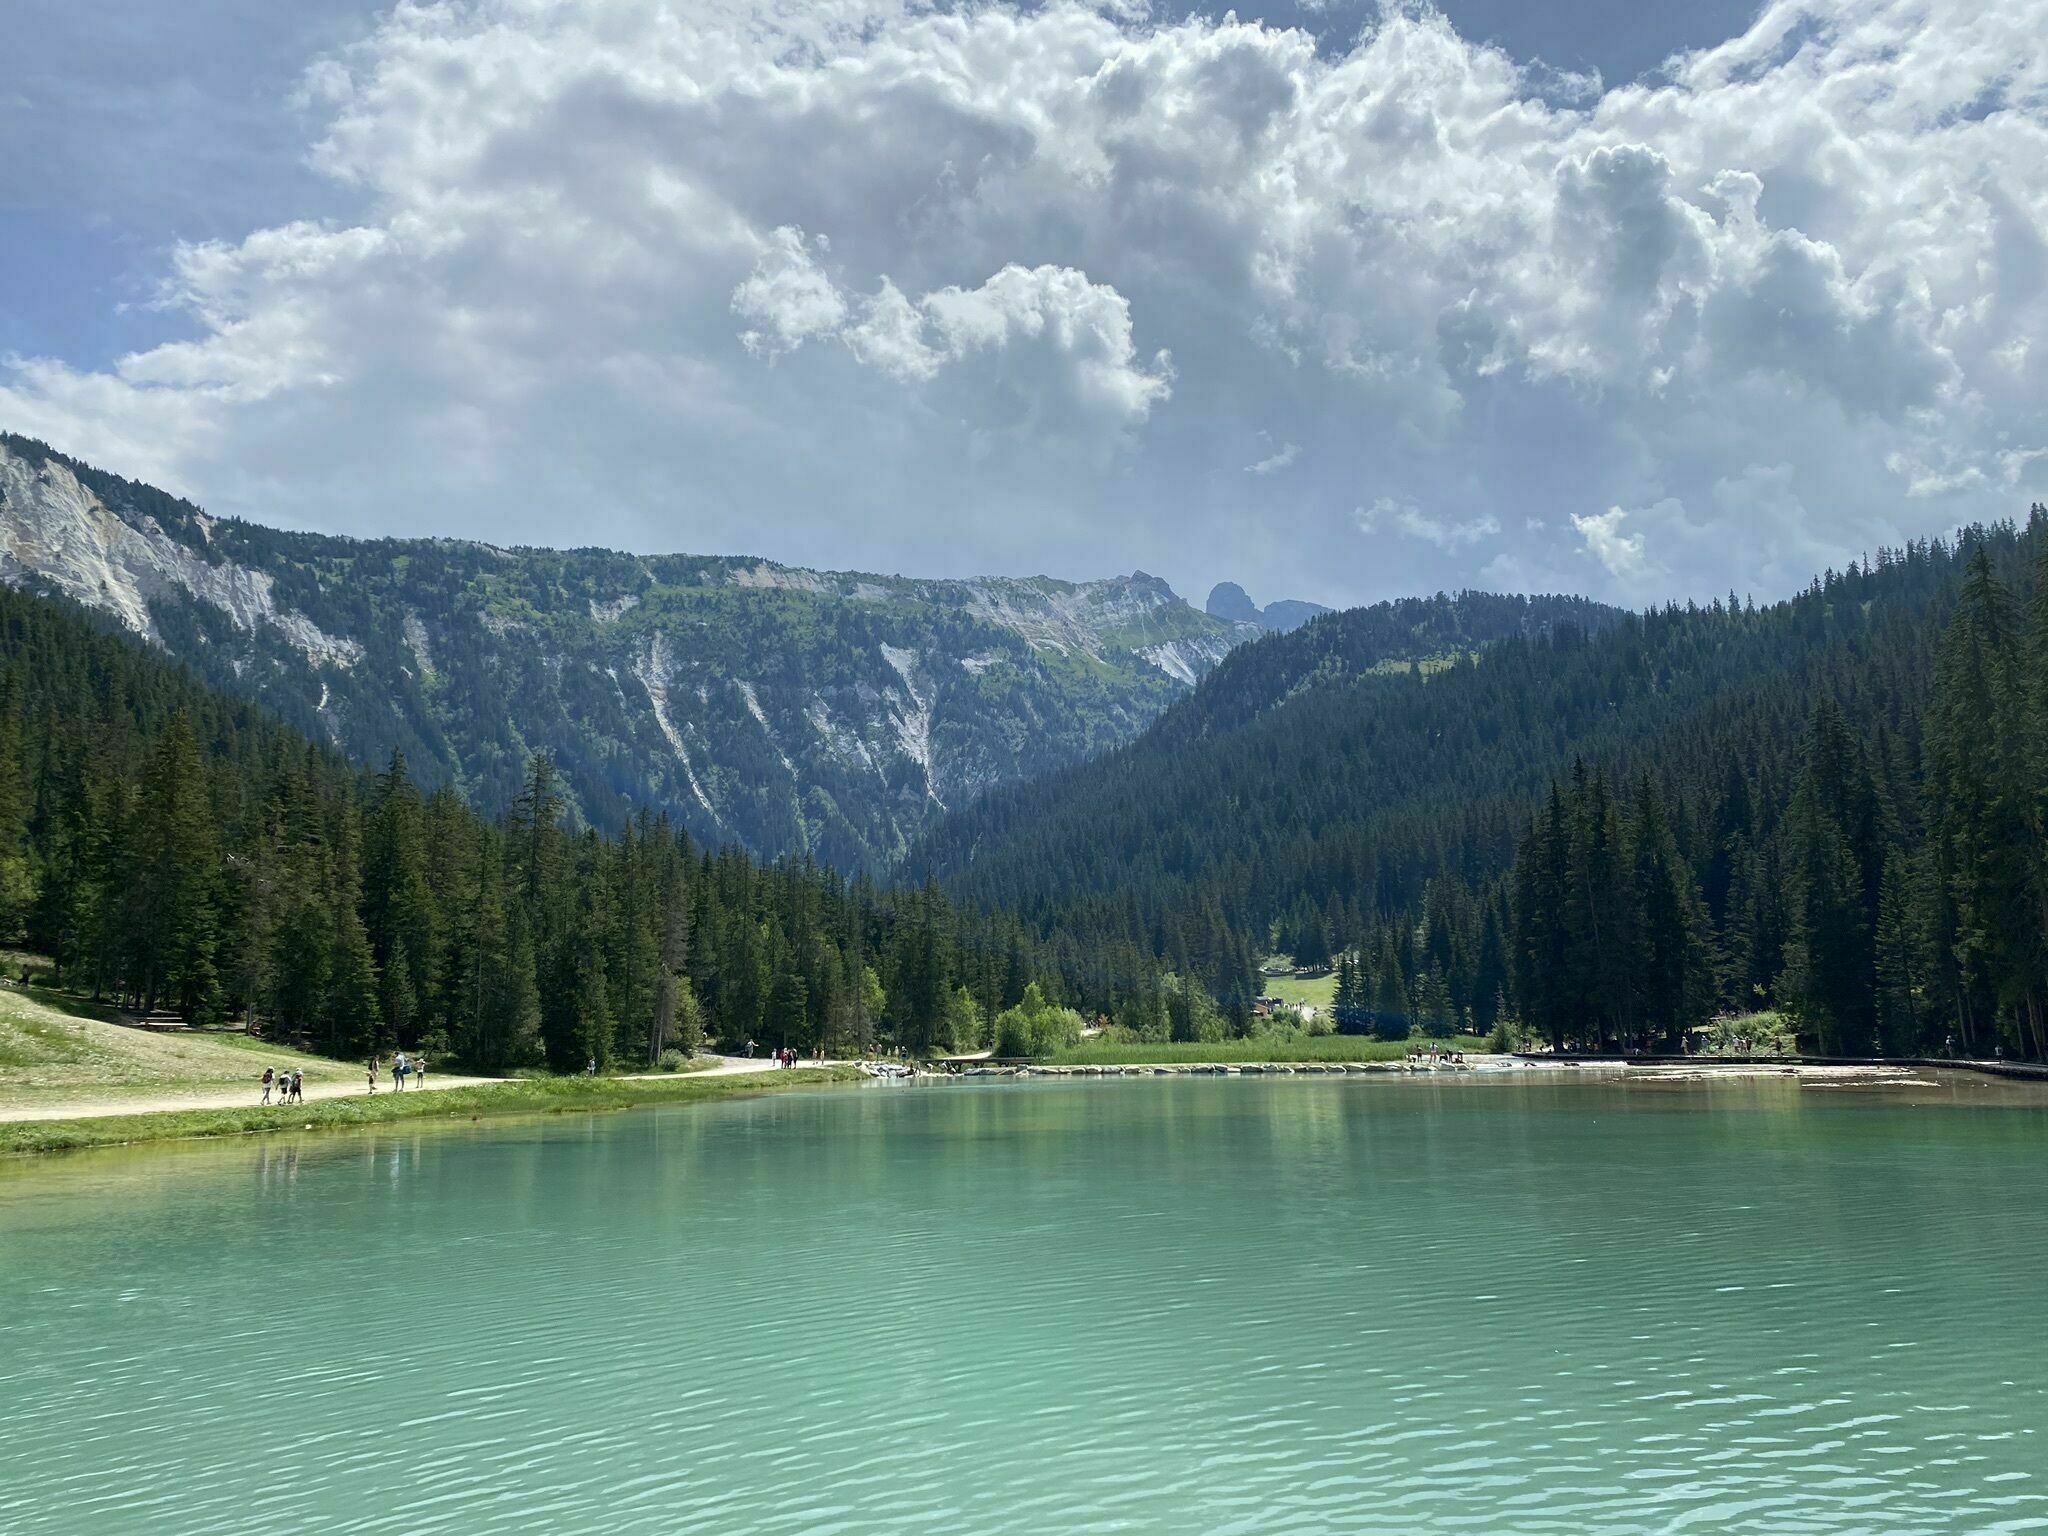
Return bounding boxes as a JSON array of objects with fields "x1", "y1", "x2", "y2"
[
  {"x1": 994, "y1": 982, "x2": 1085, "y2": 1057},
  {"x1": 1700, "y1": 1012, "x2": 1798, "y2": 1056},
  {"x1": 657, "y1": 1048, "x2": 689, "y2": 1073}
]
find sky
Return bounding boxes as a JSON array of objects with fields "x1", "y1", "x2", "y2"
[{"x1": 2, "y1": 0, "x2": 2044, "y2": 612}]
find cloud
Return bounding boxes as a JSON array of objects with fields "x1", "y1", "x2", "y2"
[
  {"x1": 731, "y1": 239, "x2": 1173, "y2": 422},
  {"x1": 1571, "y1": 507, "x2": 1656, "y2": 581},
  {"x1": 1359, "y1": 496, "x2": 1503, "y2": 550},
  {"x1": 732, "y1": 227, "x2": 848, "y2": 358},
  {"x1": 1, "y1": 0, "x2": 2044, "y2": 607},
  {"x1": 1244, "y1": 440, "x2": 1300, "y2": 475}
]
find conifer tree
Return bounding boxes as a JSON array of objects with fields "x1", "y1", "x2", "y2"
[
  {"x1": 131, "y1": 714, "x2": 223, "y2": 1023},
  {"x1": 499, "y1": 905, "x2": 546, "y2": 1069},
  {"x1": 323, "y1": 802, "x2": 382, "y2": 1057}
]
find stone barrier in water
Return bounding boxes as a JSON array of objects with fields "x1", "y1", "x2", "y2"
[{"x1": 994, "y1": 1059, "x2": 1440, "y2": 1078}]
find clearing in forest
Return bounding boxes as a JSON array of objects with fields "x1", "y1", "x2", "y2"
[{"x1": 0, "y1": 987, "x2": 356, "y2": 1116}]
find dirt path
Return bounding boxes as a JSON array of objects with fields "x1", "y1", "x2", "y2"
[
  {"x1": 1, "y1": 1056, "x2": 852, "y2": 1123},
  {"x1": 0, "y1": 1073, "x2": 506, "y2": 1124}
]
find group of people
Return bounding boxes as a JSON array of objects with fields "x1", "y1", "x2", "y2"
[
  {"x1": 365, "y1": 1051, "x2": 428, "y2": 1094},
  {"x1": 259, "y1": 1067, "x2": 304, "y2": 1105},
  {"x1": 746, "y1": 1042, "x2": 825, "y2": 1068},
  {"x1": 1405, "y1": 1046, "x2": 1467, "y2": 1066}
]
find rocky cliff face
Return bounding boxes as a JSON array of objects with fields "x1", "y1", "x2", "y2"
[
  {"x1": 0, "y1": 435, "x2": 1260, "y2": 866},
  {"x1": 1204, "y1": 581, "x2": 1332, "y2": 634}
]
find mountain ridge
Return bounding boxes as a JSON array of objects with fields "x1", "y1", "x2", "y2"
[{"x1": 0, "y1": 433, "x2": 1261, "y2": 866}]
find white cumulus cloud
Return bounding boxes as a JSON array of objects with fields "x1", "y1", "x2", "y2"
[
  {"x1": 1245, "y1": 440, "x2": 1300, "y2": 475},
  {"x1": 1572, "y1": 508, "x2": 1656, "y2": 582},
  {"x1": 0, "y1": 0, "x2": 2042, "y2": 606}
]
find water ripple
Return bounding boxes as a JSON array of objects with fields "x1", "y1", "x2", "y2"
[{"x1": 2, "y1": 1076, "x2": 2046, "y2": 1534}]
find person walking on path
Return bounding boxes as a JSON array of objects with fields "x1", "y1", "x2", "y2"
[
  {"x1": 394, "y1": 1051, "x2": 409, "y2": 1092},
  {"x1": 261, "y1": 1068, "x2": 275, "y2": 1105},
  {"x1": 367, "y1": 1057, "x2": 379, "y2": 1094},
  {"x1": 415, "y1": 1054, "x2": 428, "y2": 1087},
  {"x1": 290, "y1": 1069, "x2": 304, "y2": 1104}
]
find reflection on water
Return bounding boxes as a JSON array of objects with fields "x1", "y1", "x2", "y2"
[{"x1": 2, "y1": 1076, "x2": 2045, "y2": 1534}]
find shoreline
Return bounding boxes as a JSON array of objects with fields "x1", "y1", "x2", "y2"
[
  {"x1": 942, "y1": 1055, "x2": 2022, "y2": 1082},
  {"x1": 0, "y1": 1067, "x2": 861, "y2": 1158},
  {"x1": 11, "y1": 1053, "x2": 2039, "y2": 1160},
  {"x1": 917, "y1": 1056, "x2": 2048, "y2": 1099}
]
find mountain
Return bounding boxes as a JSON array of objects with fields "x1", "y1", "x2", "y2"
[
  {"x1": 0, "y1": 434, "x2": 1261, "y2": 867},
  {"x1": 1205, "y1": 581, "x2": 1332, "y2": 633},
  {"x1": 0, "y1": 572, "x2": 1072, "y2": 1067},
  {"x1": 919, "y1": 518, "x2": 2048, "y2": 1060},
  {"x1": 912, "y1": 588, "x2": 1622, "y2": 979}
]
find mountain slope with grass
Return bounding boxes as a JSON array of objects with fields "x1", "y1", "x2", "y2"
[{"x1": 0, "y1": 982, "x2": 358, "y2": 1115}]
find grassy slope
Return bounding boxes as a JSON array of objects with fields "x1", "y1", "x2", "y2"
[
  {"x1": 3, "y1": 1068, "x2": 860, "y2": 1156},
  {"x1": 1044, "y1": 1035, "x2": 1487, "y2": 1065},
  {"x1": 0, "y1": 988, "x2": 357, "y2": 1109},
  {"x1": 1260, "y1": 973, "x2": 1336, "y2": 1008}
]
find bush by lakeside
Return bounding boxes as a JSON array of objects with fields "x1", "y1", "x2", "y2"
[{"x1": 1, "y1": 1067, "x2": 859, "y2": 1157}]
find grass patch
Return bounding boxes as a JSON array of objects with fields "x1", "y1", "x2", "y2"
[
  {"x1": 1260, "y1": 973, "x2": 1336, "y2": 1009},
  {"x1": 2, "y1": 1068, "x2": 861, "y2": 1157},
  {"x1": 0, "y1": 987, "x2": 353, "y2": 1106},
  {"x1": 1042, "y1": 1035, "x2": 1488, "y2": 1066},
  {"x1": 19, "y1": 986, "x2": 131, "y2": 1025},
  {"x1": 1361, "y1": 651, "x2": 1474, "y2": 678}
]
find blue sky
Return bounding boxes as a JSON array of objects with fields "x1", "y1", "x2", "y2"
[{"x1": 3, "y1": 0, "x2": 2043, "y2": 610}]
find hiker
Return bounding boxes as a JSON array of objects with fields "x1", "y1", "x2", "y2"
[
  {"x1": 394, "y1": 1051, "x2": 409, "y2": 1092},
  {"x1": 261, "y1": 1067, "x2": 275, "y2": 1105},
  {"x1": 586, "y1": 1056, "x2": 597, "y2": 1076},
  {"x1": 415, "y1": 1054, "x2": 428, "y2": 1087},
  {"x1": 367, "y1": 1057, "x2": 379, "y2": 1094},
  {"x1": 290, "y1": 1069, "x2": 304, "y2": 1104}
]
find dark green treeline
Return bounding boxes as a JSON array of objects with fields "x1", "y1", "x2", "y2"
[
  {"x1": 1473, "y1": 526, "x2": 2048, "y2": 1058},
  {"x1": 0, "y1": 587, "x2": 1054, "y2": 1067},
  {"x1": 931, "y1": 512, "x2": 2048, "y2": 1059}
]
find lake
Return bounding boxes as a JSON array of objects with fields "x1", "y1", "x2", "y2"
[{"x1": 3, "y1": 1074, "x2": 2045, "y2": 1534}]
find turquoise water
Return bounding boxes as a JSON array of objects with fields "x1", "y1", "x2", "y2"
[{"x1": 3, "y1": 1075, "x2": 2046, "y2": 1534}]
